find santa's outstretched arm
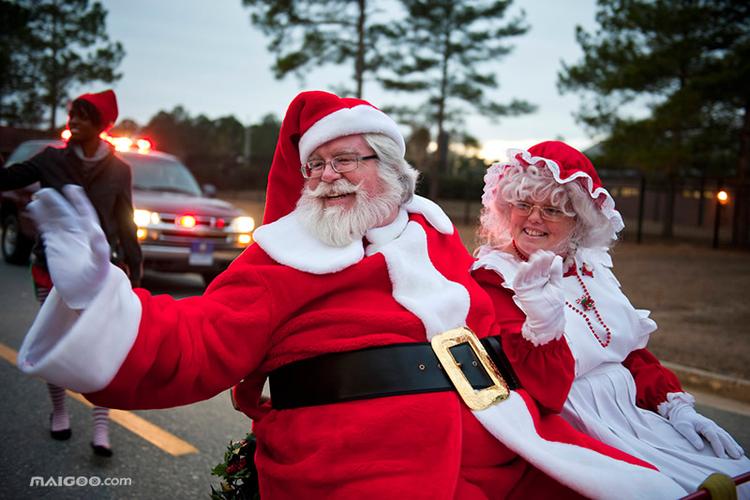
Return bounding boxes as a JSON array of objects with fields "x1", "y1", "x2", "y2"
[{"x1": 18, "y1": 186, "x2": 273, "y2": 410}]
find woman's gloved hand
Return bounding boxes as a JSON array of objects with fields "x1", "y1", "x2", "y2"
[
  {"x1": 27, "y1": 185, "x2": 110, "y2": 309},
  {"x1": 512, "y1": 250, "x2": 565, "y2": 346},
  {"x1": 666, "y1": 400, "x2": 744, "y2": 459}
]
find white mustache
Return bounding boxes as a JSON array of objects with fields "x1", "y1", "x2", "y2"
[{"x1": 306, "y1": 179, "x2": 360, "y2": 199}]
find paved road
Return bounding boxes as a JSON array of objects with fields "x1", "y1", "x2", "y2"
[
  {"x1": 1, "y1": 258, "x2": 748, "y2": 498},
  {"x1": 0, "y1": 261, "x2": 249, "y2": 499}
]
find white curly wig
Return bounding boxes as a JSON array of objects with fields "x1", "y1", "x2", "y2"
[{"x1": 477, "y1": 143, "x2": 624, "y2": 257}]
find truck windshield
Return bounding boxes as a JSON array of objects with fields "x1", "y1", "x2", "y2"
[{"x1": 129, "y1": 155, "x2": 202, "y2": 196}]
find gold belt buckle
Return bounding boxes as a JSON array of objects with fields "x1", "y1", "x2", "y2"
[{"x1": 430, "y1": 327, "x2": 510, "y2": 410}]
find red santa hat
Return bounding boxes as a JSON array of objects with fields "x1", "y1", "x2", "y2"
[
  {"x1": 75, "y1": 89, "x2": 119, "y2": 130},
  {"x1": 482, "y1": 140, "x2": 624, "y2": 239},
  {"x1": 262, "y1": 90, "x2": 405, "y2": 225}
]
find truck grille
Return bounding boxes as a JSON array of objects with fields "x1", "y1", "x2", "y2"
[
  {"x1": 145, "y1": 213, "x2": 236, "y2": 247},
  {"x1": 158, "y1": 213, "x2": 227, "y2": 229}
]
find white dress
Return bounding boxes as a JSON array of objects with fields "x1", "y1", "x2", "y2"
[{"x1": 474, "y1": 246, "x2": 750, "y2": 495}]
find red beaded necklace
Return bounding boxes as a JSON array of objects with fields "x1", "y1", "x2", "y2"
[
  {"x1": 564, "y1": 271, "x2": 612, "y2": 348},
  {"x1": 511, "y1": 240, "x2": 528, "y2": 262},
  {"x1": 511, "y1": 240, "x2": 612, "y2": 348}
]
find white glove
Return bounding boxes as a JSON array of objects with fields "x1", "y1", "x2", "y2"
[
  {"x1": 27, "y1": 185, "x2": 110, "y2": 309},
  {"x1": 667, "y1": 402, "x2": 744, "y2": 459},
  {"x1": 512, "y1": 250, "x2": 565, "y2": 346}
]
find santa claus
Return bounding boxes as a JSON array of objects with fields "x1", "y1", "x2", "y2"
[{"x1": 18, "y1": 91, "x2": 686, "y2": 499}]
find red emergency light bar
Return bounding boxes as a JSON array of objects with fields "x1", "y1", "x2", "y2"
[{"x1": 60, "y1": 129, "x2": 154, "y2": 153}]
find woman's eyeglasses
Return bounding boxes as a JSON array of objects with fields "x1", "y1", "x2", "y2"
[{"x1": 510, "y1": 201, "x2": 569, "y2": 221}]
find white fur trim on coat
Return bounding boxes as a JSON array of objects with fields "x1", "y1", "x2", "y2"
[
  {"x1": 254, "y1": 195, "x2": 453, "y2": 275},
  {"x1": 298, "y1": 105, "x2": 405, "y2": 163},
  {"x1": 474, "y1": 393, "x2": 688, "y2": 499},
  {"x1": 17, "y1": 265, "x2": 141, "y2": 393},
  {"x1": 404, "y1": 195, "x2": 454, "y2": 235},
  {"x1": 252, "y1": 209, "x2": 365, "y2": 275},
  {"x1": 364, "y1": 209, "x2": 408, "y2": 255},
  {"x1": 376, "y1": 221, "x2": 470, "y2": 338}
]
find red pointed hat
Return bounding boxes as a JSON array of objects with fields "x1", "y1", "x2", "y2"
[
  {"x1": 482, "y1": 140, "x2": 624, "y2": 236},
  {"x1": 75, "y1": 89, "x2": 118, "y2": 130},
  {"x1": 262, "y1": 90, "x2": 405, "y2": 225}
]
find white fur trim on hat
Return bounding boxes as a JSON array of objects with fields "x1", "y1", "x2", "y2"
[{"x1": 298, "y1": 105, "x2": 405, "y2": 163}]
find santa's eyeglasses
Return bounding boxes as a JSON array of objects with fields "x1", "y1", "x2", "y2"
[{"x1": 300, "y1": 154, "x2": 378, "y2": 179}]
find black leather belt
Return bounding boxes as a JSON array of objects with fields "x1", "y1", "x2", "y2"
[{"x1": 269, "y1": 335, "x2": 520, "y2": 410}]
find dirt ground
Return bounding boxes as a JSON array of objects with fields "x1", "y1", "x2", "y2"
[
  {"x1": 226, "y1": 194, "x2": 750, "y2": 381},
  {"x1": 607, "y1": 242, "x2": 750, "y2": 380}
]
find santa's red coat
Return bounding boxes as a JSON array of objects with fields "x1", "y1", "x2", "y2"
[{"x1": 20, "y1": 200, "x2": 686, "y2": 498}]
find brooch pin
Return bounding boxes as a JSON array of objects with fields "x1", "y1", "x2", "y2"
[{"x1": 576, "y1": 294, "x2": 595, "y2": 311}]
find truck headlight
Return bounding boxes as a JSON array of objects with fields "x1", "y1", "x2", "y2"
[
  {"x1": 134, "y1": 209, "x2": 160, "y2": 227},
  {"x1": 230, "y1": 216, "x2": 255, "y2": 233}
]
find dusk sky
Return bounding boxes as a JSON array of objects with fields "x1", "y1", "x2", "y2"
[{"x1": 99, "y1": 0, "x2": 600, "y2": 162}]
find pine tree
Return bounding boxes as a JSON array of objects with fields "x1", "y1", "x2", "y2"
[
  {"x1": 242, "y1": 0, "x2": 388, "y2": 98},
  {"x1": 5, "y1": 0, "x2": 125, "y2": 130},
  {"x1": 379, "y1": 0, "x2": 534, "y2": 198},
  {"x1": 559, "y1": 0, "x2": 750, "y2": 241},
  {"x1": 0, "y1": 1, "x2": 44, "y2": 127}
]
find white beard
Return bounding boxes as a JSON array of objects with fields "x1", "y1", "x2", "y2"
[{"x1": 297, "y1": 178, "x2": 402, "y2": 247}]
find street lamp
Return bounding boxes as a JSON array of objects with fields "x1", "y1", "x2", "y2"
[{"x1": 713, "y1": 189, "x2": 730, "y2": 249}]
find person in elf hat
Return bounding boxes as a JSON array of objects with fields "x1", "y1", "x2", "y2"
[
  {"x1": 472, "y1": 140, "x2": 750, "y2": 495},
  {"x1": 17, "y1": 92, "x2": 687, "y2": 498},
  {"x1": 0, "y1": 89, "x2": 142, "y2": 457}
]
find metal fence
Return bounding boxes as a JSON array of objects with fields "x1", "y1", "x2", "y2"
[{"x1": 603, "y1": 175, "x2": 744, "y2": 247}]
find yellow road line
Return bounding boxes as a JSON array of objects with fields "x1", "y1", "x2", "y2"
[
  {"x1": 0, "y1": 342, "x2": 17, "y2": 365},
  {"x1": 0, "y1": 342, "x2": 197, "y2": 456}
]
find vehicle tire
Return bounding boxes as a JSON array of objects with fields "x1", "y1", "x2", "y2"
[
  {"x1": 2, "y1": 212, "x2": 33, "y2": 265},
  {"x1": 201, "y1": 270, "x2": 222, "y2": 286}
]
